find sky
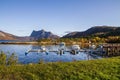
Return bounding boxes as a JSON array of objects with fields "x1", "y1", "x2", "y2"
[{"x1": 0, "y1": 0, "x2": 120, "y2": 37}]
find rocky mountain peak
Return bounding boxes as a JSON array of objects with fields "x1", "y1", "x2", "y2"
[{"x1": 30, "y1": 29, "x2": 59, "y2": 40}]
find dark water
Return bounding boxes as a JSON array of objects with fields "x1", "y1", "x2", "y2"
[{"x1": 0, "y1": 44, "x2": 98, "y2": 64}]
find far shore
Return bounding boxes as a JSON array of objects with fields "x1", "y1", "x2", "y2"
[
  {"x1": 0, "y1": 41, "x2": 85, "y2": 45},
  {"x1": 0, "y1": 40, "x2": 113, "y2": 46},
  {"x1": 0, "y1": 41, "x2": 102, "y2": 46},
  {"x1": 0, "y1": 41, "x2": 39, "y2": 45}
]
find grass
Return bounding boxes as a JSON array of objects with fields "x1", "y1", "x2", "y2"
[{"x1": 0, "y1": 56, "x2": 120, "y2": 80}]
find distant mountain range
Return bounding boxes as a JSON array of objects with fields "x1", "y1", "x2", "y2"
[
  {"x1": 63, "y1": 26, "x2": 120, "y2": 38},
  {"x1": 0, "y1": 29, "x2": 59, "y2": 40},
  {"x1": 0, "y1": 26, "x2": 120, "y2": 40}
]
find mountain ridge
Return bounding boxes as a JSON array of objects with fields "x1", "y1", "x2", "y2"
[
  {"x1": 63, "y1": 26, "x2": 120, "y2": 38},
  {"x1": 0, "y1": 26, "x2": 120, "y2": 40}
]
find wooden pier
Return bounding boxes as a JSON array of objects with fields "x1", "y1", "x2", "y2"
[{"x1": 103, "y1": 44, "x2": 120, "y2": 57}]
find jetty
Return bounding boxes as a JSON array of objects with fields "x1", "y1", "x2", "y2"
[{"x1": 103, "y1": 44, "x2": 120, "y2": 56}]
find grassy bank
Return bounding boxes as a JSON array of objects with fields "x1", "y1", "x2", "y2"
[{"x1": 0, "y1": 56, "x2": 120, "y2": 80}]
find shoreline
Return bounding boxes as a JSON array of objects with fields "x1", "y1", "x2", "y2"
[
  {"x1": 0, "y1": 41, "x2": 89, "y2": 45},
  {"x1": 0, "y1": 41, "x2": 104, "y2": 45},
  {"x1": 0, "y1": 41, "x2": 39, "y2": 45},
  {"x1": 1, "y1": 41, "x2": 116, "y2": 46}
]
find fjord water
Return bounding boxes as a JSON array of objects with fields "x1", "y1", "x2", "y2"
[{"x1": 0, "y1": 44, "x2": 94, "y2": 64}]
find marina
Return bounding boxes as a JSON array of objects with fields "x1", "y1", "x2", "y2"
[
  {"x1": 0, "y1": 40, "x2": 120, "y2": 64},
  {"x1": 25, "y1": 43, "x2": 120, "y2": 57},
  {"x1": 25, "y1": 42, "x2": 105, "y2": 55},
  {"x1": 0, "y1": 43, "x2": 99, "y2": 64}
]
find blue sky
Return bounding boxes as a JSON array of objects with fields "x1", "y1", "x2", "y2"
[{"x1": 0, "y1": 0, "x2": 120, "y2": 36}]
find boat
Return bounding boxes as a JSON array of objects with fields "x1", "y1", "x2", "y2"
[
  {"x1": 25, "y1": 46, "x2": 47, "y2": 53},
  {"x1": 72, "y1": 45, "x2": 80, "y2": 50},
  {"x1": 40, "y1": 46, "x2": 46, "y2": 52},
  {"x1": 71, "y1": 45, "x2": 80, "y2": 54},
  {"x1": 58, "y1": 42, "x2": 66, "y2": 54}
]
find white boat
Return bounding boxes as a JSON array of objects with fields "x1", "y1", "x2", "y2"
[
  {"x1": 40, "y1": 46, "x2": 46, "y2": 51},
  {"x1": 71, "y1": 45, "x2": 80, "y2": 54},
  {"x1": 72, "y1": 45, "x2": 80, "y2": 50},
  {"x1": 58, "y1": 42, "x2": 66, "y2": 54},
  {"x1": 26, "y1": 46, "x2": 46, "y2": 53}
]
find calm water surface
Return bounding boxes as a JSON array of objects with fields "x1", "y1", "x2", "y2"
[{"x1": 0, "y1": 44, "x2": 96, "y2": 64}]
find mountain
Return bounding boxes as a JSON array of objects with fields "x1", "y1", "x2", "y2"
[
  {"x1": 0, "y1": 29, "x2": 59, "y2": 41},
  {"x1": 0, "y1": 30, "x2": 33, "y2": 41},
  {"x1": 0, "y1": 30, "x2": 17, "y2": 40},
  {"x1": 30, "y1": 29, "x2": 59, "y2": 40},
  {"x1": 1, "y1": 26, "x2": 120, "y2": 40},
  {"x1": 63, "y1": 26, "x2": 120, "y2": 38}
]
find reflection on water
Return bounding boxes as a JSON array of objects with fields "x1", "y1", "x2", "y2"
[{"x1": 0, "y1": 44, "x2": 97, "y2": 64}]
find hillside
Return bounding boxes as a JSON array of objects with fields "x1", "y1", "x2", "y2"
[
  {"x1": 0, "y1": 30, "x2": 17, "y2": 40},
  {"x1": 0, "y1": 30, "x2": 32, "y2": 41},
  {"x1": 30, "y1": 29, "x2": 59, "y2": 40},
  {"x1": 63, "y1": 26, "x2": 120, "y2": 38}
]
